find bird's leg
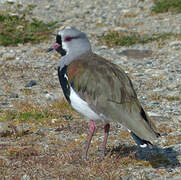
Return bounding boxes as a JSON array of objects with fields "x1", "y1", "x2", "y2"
[
  {"x1": 102, "y1": 123, "x2": 110, "y2": 157},
  {"x1": 84, "y1": 120, "x2": 95, "y2": 160}
]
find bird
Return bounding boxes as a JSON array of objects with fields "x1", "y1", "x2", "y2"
[{"x1": 47, "y1": 27, "x2": 160, "y2": 160}]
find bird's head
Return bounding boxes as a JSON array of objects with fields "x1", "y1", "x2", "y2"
[{"x1": 47, "y1": 27, "x2": 92, "y2": 58}]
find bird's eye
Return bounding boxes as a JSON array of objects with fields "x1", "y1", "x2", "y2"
[{"x1": 65, "y1": 37, "x2": 72, "y2": 42}]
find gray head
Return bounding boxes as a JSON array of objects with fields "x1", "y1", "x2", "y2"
[{"x1": 47, "y1": 27, "x2": 92, "y2": 67}]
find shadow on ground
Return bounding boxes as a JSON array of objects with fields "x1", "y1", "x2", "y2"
[{"x1": 108, "y1": 144, "x2": 180, "y2": 169}]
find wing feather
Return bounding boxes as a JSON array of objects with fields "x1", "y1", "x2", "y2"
[{"x1": 67, "y1": 52, "x2": 159, "y2": 141}]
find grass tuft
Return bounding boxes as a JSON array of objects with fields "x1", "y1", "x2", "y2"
[
  {"x1": 152, "y1": 0, "x2": 181, "y2": 13},
  {"x1": 0, "y1": 4, "x2": 57, "y2": 46},
  {"x1": 0, "y1": 99, "x2": 77, "y2": 127},
  {"x1": 97, "y1": 31, "x2": 181, "y2": 47}
]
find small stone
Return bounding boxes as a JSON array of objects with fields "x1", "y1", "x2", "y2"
[
  {"x1": 0, "y1": 122, "x2": 12, "y2": 137},
  {"x1": 45, "y1": 5, "x2": 51, "y2": 9},
  {"x1": 35, "y1": 128, "x2": 46, "y2": 136},
  {"x1": 0, "y1": 122, "x2": 9, "y2": 134},
  {"x1": 16, "y1": 124, "x2": 30, "y2": 136},
  {"x1": 51, "y1": 119, "x2": 58, "y2": 123},
  {"x1": 21, "y1": 174, "x2": 30, "y2": 180},
  {"x1": 153, "y1": 88, "x2": 165, "y2": 92},
  {"x1": 119, "y1": 49, "x2": 153, "y2": 60},
  {"x1": 147, "y1": 111, "x2": 161, "y2": 117},
  {"x1": 2, "y1": 52, "x2": 16, "y2": 60},
  {"x1": 61, "y1": 114, "x2": 72, "y2": 120},
  {"x1": 7, "y1": 0, "x2": 17, "y2": 3},
  {"x1": 25, "y1": 80, "x2": 37, "y2": 87},
  {"x1": 9, "y1": 93, "x2": 19, "y2": 98},
  {"x1": 45, "y1": 92, "x2": 59, "y2": 101},
  {"x1": 170, "y1": 41, "x2": 181, "y2": 47}
]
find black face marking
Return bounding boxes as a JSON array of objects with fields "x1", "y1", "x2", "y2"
[
  {"x1": 58, "y1": 66, "x2": 70, "y2": 103},
  {"x1": 56, "y1": 35, "x2": 62, "y2": 44},
  {"x1": 130, "y1": 131, "x2": 153, "y2": 147},
  {"x1": 56, "y1": 35, "x2": 67, "y2": 56}
]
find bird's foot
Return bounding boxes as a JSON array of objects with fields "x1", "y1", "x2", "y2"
[{"x1": 82, "y1": 154, "x2": 89, "y2": 161}]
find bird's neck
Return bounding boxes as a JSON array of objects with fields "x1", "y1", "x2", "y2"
[{"x1": 58, "y1": 50, "x2": 92, "y2": 70}]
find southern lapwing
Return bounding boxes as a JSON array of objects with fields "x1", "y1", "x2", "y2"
[{"x1": 47, "y1": 27, "x2": 160, "y2": 159}]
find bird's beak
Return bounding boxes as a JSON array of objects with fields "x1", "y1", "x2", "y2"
[{"x1": 46, "y1": 43, "x2": 61, "y2": 53}]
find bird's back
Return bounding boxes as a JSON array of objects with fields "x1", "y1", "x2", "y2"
[{"x1": 66, "y1": 52, "x2": 160, "y2": 142}]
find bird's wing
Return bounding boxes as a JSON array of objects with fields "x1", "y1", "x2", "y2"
[{"x1": 67, "y1": 53, "x2": 159, "y2": 141}]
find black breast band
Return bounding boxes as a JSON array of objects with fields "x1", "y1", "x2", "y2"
[{"x1": 58, "y1": 66, "x2": 71, "y2": 103}]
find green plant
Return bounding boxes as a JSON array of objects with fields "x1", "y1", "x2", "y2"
[
  {"x1": 152, "y1": 0, "x2": 181, "y2": 13},
  {"x1": 97, "y1": 31, "x2": 179, "y2": 47},
  {"x1": 0, "y1": 4, "x2": 57, "y2": 46}
]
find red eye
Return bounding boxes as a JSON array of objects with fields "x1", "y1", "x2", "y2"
[{"x1": 65, "y1": 37, "x2": 72, "y2": 42}]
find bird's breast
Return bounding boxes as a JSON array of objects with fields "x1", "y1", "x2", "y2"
[{"x1": 58, "y1": 66, "x2": 100, "y2": 121}]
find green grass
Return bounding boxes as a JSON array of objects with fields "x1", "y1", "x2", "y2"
[
  {"x1": 97, "y1": 31, "x2": 181, "y2": 47},
  {"x1": 0, "y1": 4, "x2": 57, "y2": 46},
  {"x1": 0, "y1": 100, "x2": 76, "y2": 126},
  {"x1": 6, "y1": 111, "x2": 49, "y2": 121},
  {"x1": 152, "y1": 0, "x2": 181, "y2": 13},
  {"x1": 1, "y1": 110, "x2": 53, "y2": 126}
]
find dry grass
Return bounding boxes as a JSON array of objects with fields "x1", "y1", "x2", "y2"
[
  {"x1": 0, "y1": 3, "x2": 57, "y2": 46},
  {"x1": 97, "y1": 31, "x2": 181, "y2": 47},
  {"x1": 0, "y1": 99, "x2": 77, "y2": 129},
  {"x1": 0, "y1": 100, "x2": 173, "y2": 179},
  {"x1": 122, "y1": 12, "x2": 138, "y2": 18},
  {"x1": 149, "y1": 93, "x2": 180, "y2": 102}
]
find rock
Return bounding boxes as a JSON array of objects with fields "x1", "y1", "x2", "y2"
[
  {"x1": 16, "y1": 124, "x2": 30, "y2": 136},
  {"x1": 9, "y1": 93, "x2": 19, "y2": 98},
  {"x1": 44, "y1": 92, "x2": 59, "y2": 101},
  {"x1": 147, "y1": 112, "x2": 161, "y2": 117},
  {"x1": 45, "y1": 5, "x2": 51, "y2": 9},
  {"x1": 120, "y1": 175, "x2": 132, "y2": 180},
  {"x1": 170, "y1": 41, "x2": 181, "y2": 47},
  {"x1": 60, "y1": 114, "x2": 72, "y2": 120},
  {"x1": 21, "y1": 174, "x2": 30, "y2": 180},
  {"x1": 35, "y1": 128, "x2": 46, "y2": 136},
  {"x1": 153, "y1": 88, "x2": 165, "y2": 92},
  {"x1": 2, "y1": 51, "x2": 16, "y2": 60},
  {"x1": 119, "y1": 49, "x2": 153, "y2": 60},
  {"x1": 25, "y1": 80, "x2": 37, "y2": 87},
  {"x1": 0, "y1": 122, "x2": 12, "y2": 137},
  {"x1": 144, "y1": 69, "x2": 164, "y2": 77},
  {"x1": 0, "y1": 122, "x2": 9, "y2": 133}
]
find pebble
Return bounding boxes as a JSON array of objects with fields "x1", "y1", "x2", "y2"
[
  {"x1": 60, "y1": 114, "x2": 72, "y2": 120},
  {"x1": 9, "y1": 93, "x2": 19, "y2": 98},
  {"x1": 2, "y1": 52, "x2": 16, "y2": 60},
  {"x1": 25, "y1": 80, "x2": 37, "y2": 87},
  {"x1": 169, "y1": 41, "x2": 181, "y2": 47},
  {"x1": 15, "y1": 123, "x2": 30, "y2": 136},
  {"x1": 44, "y1": 92, "x2": 59, "y2": 101},
  {"x1": 21, "y1": 174, "x2": 30, "y2": 180},
  {"x1": 0, "y1": 122, "x2": 12, "y2": 137},
  {"x1": 119, "y1": 49, "x2": 153, "y2": 60}
]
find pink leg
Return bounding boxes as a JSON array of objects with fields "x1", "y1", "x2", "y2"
[
  {"x1": 102, "y1": 123, "x2": 110, "y2": 156},
  {"x1": 84, "y1": 120, "x2": 95, "y2": 160}
]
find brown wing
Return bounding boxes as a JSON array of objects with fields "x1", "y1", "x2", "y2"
[{"x1": 67, "y1": 52, "x2": 159, "y2": 141}]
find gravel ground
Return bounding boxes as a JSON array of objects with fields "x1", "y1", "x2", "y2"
[{"x1": 0, "y1": 0, "x2": 181, "y2": 179}]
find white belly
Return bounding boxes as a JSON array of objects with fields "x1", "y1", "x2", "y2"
[{"x1": 69, "y1": 87, "x2": 100, "y2": 120}]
